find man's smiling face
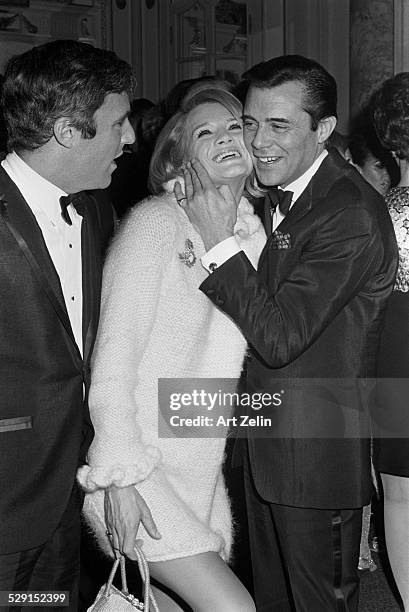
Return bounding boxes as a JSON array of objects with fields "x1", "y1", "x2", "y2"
[{"x1": 243, "y1": 81, "x2": 324, "y2": 188}]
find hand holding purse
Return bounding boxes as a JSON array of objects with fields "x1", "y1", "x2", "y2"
[{"x1": 87, "y1": 544, "x2": 159, "y2": 611}]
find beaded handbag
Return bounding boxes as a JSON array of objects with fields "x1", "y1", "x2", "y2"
[{"x1": 87, "y1": 546, "x2": 159, "y2": 612}]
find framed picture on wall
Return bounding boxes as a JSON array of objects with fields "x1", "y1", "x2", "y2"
[
  {"x1": 70, "y1": 0, "x2": 94, "y2": 6},
  {"x1": 0, "y1": 0, "x2": 29, "y2": 6}
]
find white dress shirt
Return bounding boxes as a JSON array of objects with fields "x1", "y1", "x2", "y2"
[
  {"x1": 2, "y1": 152, "x2": 83, "y2": 354},
  {"x1": 202, "y1": 150, "x2": 328, "y2": 272}
]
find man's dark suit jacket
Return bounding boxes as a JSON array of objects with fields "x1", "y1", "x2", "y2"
[
  {"x1": 0, "y1": 166, "x2": 115, "y2": 554},
  {"x1": 201, "y1": 150, "x2": 398, "y2": 510}
]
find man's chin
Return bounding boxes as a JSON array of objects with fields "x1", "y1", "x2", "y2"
[
  {"x1": 255, "y1": 171, "x2": 280, "y2": 188},
  {"x1": 80, "y1": 180, "x2": 111, "y2": 192},
  {"x1": 94, "y1": 174, "x2": 112, "y2": 190}
]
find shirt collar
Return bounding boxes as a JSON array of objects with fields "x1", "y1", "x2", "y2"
[
  {"x1": 280, "y1": 149, "x2": 328, "y2": 203},
  {"x1": 2, "y1": 151, "x2": 68, "y2": 225}
]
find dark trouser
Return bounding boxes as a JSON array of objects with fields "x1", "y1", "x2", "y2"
[
  {"x1": 0, "y1": 487, "x2": 81, "y2": 612},
  {"x1": 244, "y1": 460, "x2": 363, "y2": 612}
]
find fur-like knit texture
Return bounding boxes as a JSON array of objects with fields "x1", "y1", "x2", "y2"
[{"x1": 78, "y1": 191, "x2": 266, "y2": 562}]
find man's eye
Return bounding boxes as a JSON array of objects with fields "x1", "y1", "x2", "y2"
[{"x1": 243, "y1": 121, "x2": 257, "y2": 130}]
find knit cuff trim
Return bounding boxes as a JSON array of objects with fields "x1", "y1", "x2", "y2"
[{"x1": 77, "y1": 446, "x2": 161, "y2": 492}]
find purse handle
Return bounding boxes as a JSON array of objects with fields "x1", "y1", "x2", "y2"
[{"x1": 103, "y1": 545, "x2": 159, "y2": 611}]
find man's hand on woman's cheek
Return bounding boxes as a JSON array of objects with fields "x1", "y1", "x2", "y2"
[{"x1": 174, "y1": 159, "x2": 237, "y2": 251}]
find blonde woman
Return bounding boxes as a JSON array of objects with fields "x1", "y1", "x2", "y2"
[{"x1": 78, "y1": 88, "x2": 266, "y2": 611}]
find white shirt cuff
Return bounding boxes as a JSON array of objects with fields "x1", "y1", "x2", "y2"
[{"x1": 201, "y1": 236, "x2": 242, "y2": 273}]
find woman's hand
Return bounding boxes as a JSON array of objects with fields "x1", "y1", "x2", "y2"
[
  {"x1": 104, "y1": 484, "x2": 161, "y2": 560},
  {"x1": 174, "y1": 159, "x2": 237, "y2": 251}
]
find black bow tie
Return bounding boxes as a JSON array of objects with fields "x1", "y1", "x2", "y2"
[
  {"x1": 268, "y1": 188, "x2": 294, "y2": 217},
  {"x1": 59, "y1": 192, "x2": 87, "y2": 225}
]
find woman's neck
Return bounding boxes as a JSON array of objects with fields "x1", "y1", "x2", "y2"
[
  {"x1": 215, "y1": 176, "x2": 246, "y2": 203},
  {"x1": 398, "y1": 158, "x2": 409, "y2": 187}
]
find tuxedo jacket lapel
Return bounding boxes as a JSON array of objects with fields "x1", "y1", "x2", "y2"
[
  {"x1": 277, "y1": 182, "x2": 313, "y2": 233},
  {"x1": 285, "y1": 150, "x2": 351, "y2": 226},
  {"x1": 81, "y1": 193, "x2": 104, "y2": 368},
  {"x1": 258, "y1": 151, "x2": 349, "y2": 270},
  {"x1": 263, "y1": 193, "x2": 273, "y2": 237},
  {"x1": 263, "y1": 150, "x2": 349, "y2": 237},
  {"x1": 0, "y1": 168, "x2": 81, "y2": 362},
  {"x1": 258, "y1": 186, "x2": 313, "y2": 269}
]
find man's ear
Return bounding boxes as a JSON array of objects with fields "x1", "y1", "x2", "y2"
[
  {"x1": 317, "y1": 116, "x2": 337, "y2": 144},
  {"x1": 53, "y1": 117, "x2": 81, "y2": 148}
]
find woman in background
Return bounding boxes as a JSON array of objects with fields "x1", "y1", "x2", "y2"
[
  {"x1": 349, "y1": 122, "x2": 398, "y2": 197},
  {"x1": 372, "y1": 72, "x2": 409, "y2": 610},
  {"x1": 78, "y1": 87, "x2": 266, "y2": 611}
]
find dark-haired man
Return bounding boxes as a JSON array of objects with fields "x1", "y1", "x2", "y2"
[
  {"x1": 178, "y1": 55, "x2": 398, "y2": 610},
  {"x1": 0, "y1": 40, "x2": 135, "y2": 610}
]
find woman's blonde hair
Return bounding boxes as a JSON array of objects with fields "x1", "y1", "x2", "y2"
[{"x1": 148, "y1": 87, "x2": 244, "y2": 194}]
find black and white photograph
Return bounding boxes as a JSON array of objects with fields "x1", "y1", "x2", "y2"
[{"x1": 0, "y1": 1, "x2": 409, "y2": 611}]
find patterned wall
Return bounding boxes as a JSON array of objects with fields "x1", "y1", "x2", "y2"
[
  {"x1": 350, "y1": 0, "x2": 394, "y2": 121},
  {"x1": 0, "y1": 0, "x2": 108, "y2": 72}
]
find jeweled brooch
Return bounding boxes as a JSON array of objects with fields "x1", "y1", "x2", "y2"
[{"x1": 178, "y1": 238, "x2": 196, "y2": 268}]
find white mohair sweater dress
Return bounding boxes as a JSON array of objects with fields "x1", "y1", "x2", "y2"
[{"x1": 77, "y1": 186, "x2": 266, "y2": 562}]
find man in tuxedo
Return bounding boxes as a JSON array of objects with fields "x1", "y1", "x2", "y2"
[
  {"x1": 178, "y1": 55, "x2": 398, "y2": 610},
  {"x1": 0, "y1": 40, "x2": 135, "y2": 610}
]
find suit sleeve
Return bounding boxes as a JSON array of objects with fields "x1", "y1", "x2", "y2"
[
  {"x1": 77, "y1": 201, "x2": 176, "y2": 492},
  {"x1": 200, "y1": 205, "x2": 384, "y2": 368}
]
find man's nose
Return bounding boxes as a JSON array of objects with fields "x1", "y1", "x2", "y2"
[
  {"x1": 122, "y1": 118, "x2": 135, "y2": 145},
  {"x1": 251, "y1": 126, "x2": 272, "y2": 150}
]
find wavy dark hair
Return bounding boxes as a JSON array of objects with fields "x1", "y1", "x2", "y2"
[
  {"x1": 372, "y1": 72, "x2": 409, "y2": 160},
  {"x1": 2, "y1": 39, "x2": 136, "y2": 151},
  {"x1": 242, "y1": 54, "x2": 337, "y2": 130},
  {"x1": 349, "y1": 125, "x2": 392, "y2": 168}
]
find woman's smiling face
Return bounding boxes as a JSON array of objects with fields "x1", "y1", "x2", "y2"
[
  {"x1": 186, "y1": 102, "x2": 252, "y2": 186},
  {"x1": 360, "y1": 154, "x2": 391, "y2": 196}
]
